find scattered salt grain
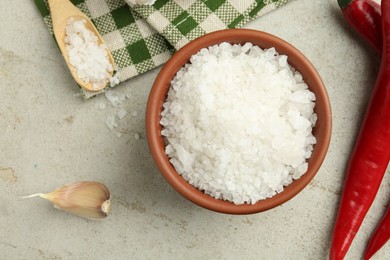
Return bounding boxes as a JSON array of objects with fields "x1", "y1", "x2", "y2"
[
  {"x1": 98, "y1": 103, "x2": 106, "y2": 110},
  {"x1": 117, "y1": 109, "x2": 127, "y2": 119},
  {"x1": 105, "y1": 91, "x2": 121, "y2": 107},
  {"x1": 65, "y1": 18, "x2": 113, "y2": 90},
  {"x1": 105, "y1": 115, "x2": 117, "y2": 130},
  {"x1": 134, "y1": 133, "x2": 140, "y2": 140},
  {"x1": 131, "y1": 111, "x2": 138, "y2": 117},
  {"x1": 110, "y1": 73, "x2": 120, "y2": 87},
  {"x1": 161, "y1": 43, "x2": 317, "y2": 205}
]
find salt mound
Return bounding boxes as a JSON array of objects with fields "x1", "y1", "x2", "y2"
[{"x1": 161, "y1": 42, "x2": 317, "y2": 205}]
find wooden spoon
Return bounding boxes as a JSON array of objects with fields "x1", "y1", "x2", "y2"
[{"x1": 48, "y1": 0, "x2": 115, "y2": 92}]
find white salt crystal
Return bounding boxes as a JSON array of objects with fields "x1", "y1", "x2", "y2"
[
  {"x1": 160, "y1": 118, "x2": 169, "y2": 126},
  {"x1": 105, "y1": 91, "x2": 121, "y2": 107},
  {"x1": 293, "y1": 163, "x2": 308, "y2": 179},
  {"x1": 165, "y1": 144, "x2": 174, "y2": 154},
  {"x1": 117, "y1": 109, "x2": 127, "y2": 119},
  {"x1": 134, "y1": 133, "x2": 140, "y2": 140},
  {"x1": 161, "y1": 42, "x2": 317, "y2": 205},
  {"x1": 161, "y1": 129, "x2": 169, "y2": 136},
  {"x1": 105, "y1": 115, "x2": 117, "y2": 130},
  {"x1": 277, "y1": 55, "x2": 288, "y2": 67},
  {"x1": 132, "y1": 111, "x2": 138, "y2": 117},
  {"x1": 241, "y1": 42, "x2": 253, "y2": 53},
  {"x1": 98, "y1": 103, "x2": 106, "y2": 110},
  {"x1": 110, "y1": 73, "x2": 120, "y2": 87},
  {"x1": 294, "y1": 71, "x2": 303, "y2": 82}
]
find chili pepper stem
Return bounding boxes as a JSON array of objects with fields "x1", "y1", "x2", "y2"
[
  {"x1": 338, "y1": 0, "x2": 353, "y2": 9},
  {"x1": 338, "y1": 0, "x2": 382, "y2": 54}
]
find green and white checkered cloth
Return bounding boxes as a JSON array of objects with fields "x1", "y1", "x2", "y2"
[{"x1": 34, "y1": 0, "x2": 289, "y2": 98}]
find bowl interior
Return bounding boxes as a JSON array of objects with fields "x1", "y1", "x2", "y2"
[{"x1": 146, "y1": 29, "x2": 332, "y2": 214}]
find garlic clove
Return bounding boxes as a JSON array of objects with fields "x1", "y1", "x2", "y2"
[{"x1": 23, "y1": 181, "x2": 111, "y2": 220}]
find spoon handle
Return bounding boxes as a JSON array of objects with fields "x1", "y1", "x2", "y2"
[{"x1": 47, "y1": 0, "x2": 85, "y2": 26}]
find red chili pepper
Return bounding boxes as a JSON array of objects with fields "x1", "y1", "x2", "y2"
[
  {"x1": 338, "y1": 0, "x2": 382, "y2": 53},
  {"x1": 339, "y1": 0, "x2": 390, "y2": 258},
  {"x1": 364, "y1": 205, "x2": 390, "y2": 259},
  {"x1": 330, "y1": 1, "x2": 390, "y2": 259}
]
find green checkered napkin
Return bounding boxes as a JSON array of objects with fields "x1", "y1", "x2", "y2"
[{"x1": 34, "y1": 0, "x2": 289, "y2": 98}]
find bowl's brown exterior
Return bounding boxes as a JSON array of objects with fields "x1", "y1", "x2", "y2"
[{"x1": 146, "y1": 29, "x2": 332, "y2": 214}]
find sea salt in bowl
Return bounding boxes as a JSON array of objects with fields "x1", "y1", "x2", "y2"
[{"x1": 146, "y1": 29, "x2": 331, "y2": 214}]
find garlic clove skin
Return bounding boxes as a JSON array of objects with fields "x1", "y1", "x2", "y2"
[{"x1": 24, "y1": 181, "x2": 111, "y2": 220}]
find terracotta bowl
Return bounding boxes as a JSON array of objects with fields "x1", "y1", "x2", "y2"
[{"x1": 146, "y1": 29, "x2": 332, "y2": 214}]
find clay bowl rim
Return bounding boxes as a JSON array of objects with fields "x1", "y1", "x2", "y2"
[{"x1": 146, "y1": 28, "x2": 332, "y2": 215}]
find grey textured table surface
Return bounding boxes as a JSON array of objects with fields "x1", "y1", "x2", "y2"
[{"x1": 1, "y1": 0, "x2": 389, "y2": 259}]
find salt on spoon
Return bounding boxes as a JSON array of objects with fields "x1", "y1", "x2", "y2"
[{"x1": 47, "y1": 0, "x2": 115, "y2": 91}]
